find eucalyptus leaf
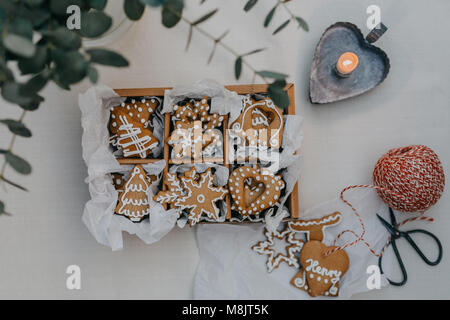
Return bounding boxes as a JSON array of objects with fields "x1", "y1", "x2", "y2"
[
  {"x1": 0, "y1": 63, "x2": 14, "y2": 83},
  {"x1": 272, "y1": 19, "x2": 290, "y2": 35},
  {"x1": 80, "y1": 10, "x2": 112, "y2": 38},
  {"x1": 24, "y1": 0, "x2": 45, "y2": 7},
  {"x1": 244, "y1": 0, "x2": 258, "y2": 12},
  {"x1": 5, "y1": 152, "x2": 32, "y2": 175},
  {"x1": 0, "y1": 119, "x2": 32, "y2": 137},
  {"x1": 257, "y1": 70, "x2": 288, "y2": 80},
  {"x1": 18, "y1": 46, "x2": 47, "y2": 75},
  {"x1": 162, "y1": 0, "x2": 183, "y2": 28},
  {"x1": 1, "y1": 82, "x2": 33, "y2": 105},
  {"x1": 124, "y1": 0, "x2": 145, "y2": 21},
  {"x1": 234, "y1": 56, "x2": 242, "y2": 80},
  {"x1": 0, "y1": 200, "x2": 4, "y2": 214},
  {"x1": 264, "y1": 5, "x2": 277, "y2": 27},
  {"x1": 1, "y1": 176, "x2": 27, "y2": 191},
  {"x1": 10, "y1": 17, "x2": 33, "y2": 39},
  {"x1": 22, "y1": 73, "x2": 48, "y2": 93},
  {"x1": 42, "y1": 27, "x2": 81, "y2": 50},
  {"x1": 295, "y1": 16, "x2": 309, "y2": 31},
  {"x1": 19, "y1": 97, "x2": 42, "y2": 111},
  {"x1": 3, "y1": 34, "x2": 36, "y2": 58},
  {"x1": 192, "y1": 8, "x2": 218, "y2": 26},
  {"x1": 53, "y1": 50, "x2": 88, "y2": 85},
  {"x1": 140, "y1": 0, "x2": 164, "y2": 6},
  {"x1": 242, "y1": 48, "x2": 264, "y2": 57},
  {"x1": 87, "y1": 65, "x2": 98, "y2": 83},
  {"x1": 268, "y1": 80, "x2": 289, "y2": 109},
  {"x1": 86, "y1": 49, "x2": 129, "y2": 67},
  {"x1": 88, "y1": 0, "x2": 107, "y2": 10}
]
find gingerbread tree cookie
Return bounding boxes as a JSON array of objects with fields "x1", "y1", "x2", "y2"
[{"x1": 115, "y1": 165, "x2": 151, "y2": 222}]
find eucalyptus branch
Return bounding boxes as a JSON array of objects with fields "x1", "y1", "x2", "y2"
[
  {"x1": 0, "y1": 109, "x2": 28, "y2": 191},
  {"x1": 170, "y1": 6, "x2": 268, "y2": 85}
]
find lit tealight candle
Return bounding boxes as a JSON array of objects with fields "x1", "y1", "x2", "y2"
[{"x1": 336, "y1": 52, "x2": 359, "y2": 75}]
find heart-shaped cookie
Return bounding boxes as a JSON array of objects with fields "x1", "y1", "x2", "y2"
[
  {"x1": 230, "y1": 97, "x2": 284, "y2": 149},
  {"x1": 228, "y1": 166, "x2": 284, "y2": 216},
  {"x1": 296, "y1": 241, "x2": 349, "y2": 297},
  {"x1": 310, "y1": 22, "x2": 389, "y2": 104}
]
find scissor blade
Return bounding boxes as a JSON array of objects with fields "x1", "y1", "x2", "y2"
[{"x1": 376, "y1": 214, "x2": 396, "y2": 235}]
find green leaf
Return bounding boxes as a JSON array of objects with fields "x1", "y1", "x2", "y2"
[
  {"x1": 272, "y1": 19, "x2": 290, "y2": 35},
  {"x1": 1, "y1": 82, "x2": 33, "y2": 105},
  {"x1": 88, "y1": 0, "x2": 107, "y2": 10},
  {"x1": 268, "y1": 80, "x2": 289, "y2": 109},
  {"x1": 24, "y1": 0, "x2": 45, "y2": 7},
  {"x1": 18, "y1": 96, "x2": 42, "y2": 111},
  {"x1": 140, "y1": 0, "x2": 164, "y2": 6},
  {"x1": 256, "y1": 70, "x2": 288, "y2": 80},
  {"x1": 244, "y1": 0, "x2": 258, "y2": 12},
  {"x1": 9, "y1": 17, "x2": 33, "y2": 39},
  {"x1": 22, "y1": 73, "x2": 49, "y2": 93},
  {"x1": 42, "y1": 27, "x2": 81, "y2": 50},
  {"x1": 3, "y1": 34, "x2": 36, "y2": 58},
  {"x1": 86, "y1": 49, "x2": 129, "y2": 67},
  {"x1": 53, "y1": 50, "x2": 88, "y2": 85},
  {"x1": 1, "y1": 175, "x2": 27, "y2": 191},
  {"x1": 124, "y1": 0, "x2": 145, "y2": 21},
  {"x1": 295, "y1": 16, "x2": 309, "y2": 31},
  {"x1": 18, "y1": 46, "x2": 48, "y2": 75},
  {"x1": 80, "y1": 10, "x2": 112, "y2": 38},
  {"x1": 0, "y1": 200, "x2": 4, "y2": 214},
  {"x1": 242, "y1": 48, "x2": 265, "y2": 57},
  {"x1": 0, "y1": 119, "x2": 32, "y2": 137},
  {"x1": 5, "y1": 152, "x2": 32, "y2": 175},
  {"x1": 87, "y1": 65, "x2": 98, "y2": 83},
  {"x1": 234, "y1": 56, "x2": 242, "y2": 80},
  {"x1": 192, "y1": 8, "x2": 218, "y2": 26},
  {"x1": 162, "y1": 0, "x2": 183, "y2": 28},
  {"x1": 264, "y1": 5, "x2": 277, "y2": 27},
  {"x1": 0, "y1": 63, "x2": 14, "y2": 83}
]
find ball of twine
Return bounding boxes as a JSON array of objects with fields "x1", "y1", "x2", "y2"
[{"x1": 372, "y1": 145, "x2": 445, "y2": 212}]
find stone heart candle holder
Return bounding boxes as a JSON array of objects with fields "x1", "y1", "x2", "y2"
[{"x1": 309, "y1": 22, "x2": 390, "y2": 104}]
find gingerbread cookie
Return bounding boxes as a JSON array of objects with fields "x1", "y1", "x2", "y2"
[
  {"x1": 290, "y1": 240, "x2": 349, "y2": 297},
  {"x1": 153, "y1": 168, "x2": 228, "y2": 226},
  {"x1": 252, "y1": 225, "x2": 304, "y2": 272},
  {"x1": 228, "y1": 166, "x2": 284, "y2": 216},
  {"x1": 230, "y1": 96, "x2": 284, "y2": 149},
  {"x1": 113, "y1": 108, "x2": 159, "y2": 158},
  {"x1": 173, "y1": 97, "x2": 225, "y2": 130},
  {"x1": 169, "y1": 121, "x2": 223, "y2": 161},
  {"x1": 289, "y1": 212, "x2": 343, "y2": 241},
  {"x1": 115, "y1": 165, "x2": 151, "y2": 222},
  {"x1": 112, "y1": 173, "x2": 125, "y2": 192}
]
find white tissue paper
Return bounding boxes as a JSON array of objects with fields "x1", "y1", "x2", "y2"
[
  {"x1": 194, "y1": 188, "x2": 395, "y2": 299},
  {"x1": 79, "y1": 85, "x2": 178, "y2": 251}
]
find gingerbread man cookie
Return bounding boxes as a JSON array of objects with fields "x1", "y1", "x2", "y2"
[
  {"x1": 230, "y1": 96, "x2": 284, "y2": 149},
  {"x1": 290, "y1": 240, "x2": 349, "y2": 297},
  {"x1": 228, "y1": 166, "x2": 284, "y2": 216},
  {"x1": 153, "y1": 168, "x2": 228, "y2": 226}
]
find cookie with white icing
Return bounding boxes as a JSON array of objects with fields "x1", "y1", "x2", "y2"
[
  {"x1": 172, "y1": 96, "x2": 225, "y2": 131},
  {"x1": 230, "y1": 97, "x2": 284, "y2": 149},
  {"x1": 115, "y1": 165, "x2": 151, "y2": 222},
  {"x1": 291, "y1": 240, "x2": 349, "y2": 297},
  {"x1": 153, "y1": 168, "x2": 228, "y2": 226},
  {"x1": 112, "y1": 107, "x2": 159, "y2": 158},
  {"x1": 228, "y1": 166, "x2": 285, "y2": 216},
  {"x1": 110, "y1": 98, "x2": 159, "y2": 136}
]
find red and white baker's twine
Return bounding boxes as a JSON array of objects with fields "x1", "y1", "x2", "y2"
[{"x1": 325, "y1": 145, "x2": 445, "y2": 257}]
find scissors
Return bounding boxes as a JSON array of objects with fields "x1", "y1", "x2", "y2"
[{"x1": 377, "y1": 207, "x2": 443, "y2": 286}]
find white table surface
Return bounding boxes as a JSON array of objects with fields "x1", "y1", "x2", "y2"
[{"x1": 0, "y1": 0, "x2": 449, "y2": 299}]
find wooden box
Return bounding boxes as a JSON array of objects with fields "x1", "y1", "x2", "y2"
[{"x1": 113, "y1": 84, "x2": 299, "y2": 222}]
